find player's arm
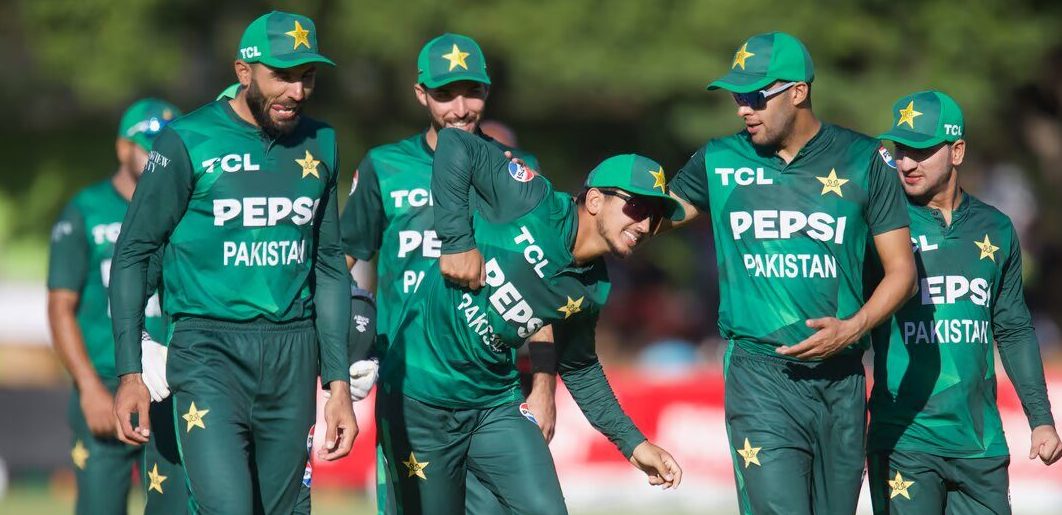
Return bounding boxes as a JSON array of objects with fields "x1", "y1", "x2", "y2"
[
  {"x1": 993, "y1": 226, "x2": 1060, "y2": 465},
  {"x1": 433, "y1": 127, "x2": 547, "y2": 288},
  {"x1": 779, "y1": 149, "x2": 916, "y2": 359},
  {"x1": 556, "y1": 316, "x2": 682, "y2": 489},
  {"x1": 109, "y1": 128, "x2": 193, "y2": 445},
  {"x1": 657, "y1": 146, "x2": 709, "y2": 233},
  {"x1": 340, "y1": 156, "x2": 385, "y2": 271},
  {"x1": 47, "y1": 204, "x2": 115, "y2": 437},
  {"x1": 525, "y1": 325, "x2": 558, "y2": 442}
]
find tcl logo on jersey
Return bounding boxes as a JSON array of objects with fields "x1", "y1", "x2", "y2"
[
  {"x1": 730, "y1": 210, "x2": 847, "y2": 244},
  {"x1": 920, "y1": 275, "x2": 991, "y2": 307},
  {"x1": 391, "y1": 189, "x2": 433, "y2": 208},
  {"x1": 213, "y1": 197, "x2": 318, "y2": 226},
  {"x1": 91, "y1": 222, "x2": 122, "y2": 245},
  {"x1": 911, "y1": 235, "x2": 938, "y2": 253},
  {"x1": 397, "y1": 230, "x2": 441, "y2": 258},
  {"x1": 202, "y1": 154, "x2": 260, "y2": 174},
  {"x1": 715, "y1": 167, "x2": 774, "y2": 186}
]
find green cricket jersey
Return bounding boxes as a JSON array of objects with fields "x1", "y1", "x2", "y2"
[
  {"x1": 868, "y1": 193, "x2": 1053, "y2": 457},
  {"x1": 340, "y1": 130, "x2": 539, "y2": 359},
  {"x1": 109, "y1": 100, "x2": 351, "y2": 384},
  {"x1": 48, "y1": 180, "x2": 165, "y2": 381},
  {"x1": 670, "y1": 123, "x2": 909, "y2": 359},
  {"x1": 380, "y1": 128, "x2": 644, "y2": 457}
]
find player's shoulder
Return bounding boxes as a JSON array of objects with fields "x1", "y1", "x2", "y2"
[
  {"x1": 362, "y1": 132, "x2": 432, "y2": 176},
  {"x1": 71, "y1": 179, "x2": 117, "y2": 207},
  {"x1": 824, "y1": 123, "x2": 881, "y2": 154},
  {"x1": 167, "y1": 100, "x2": 224, "y2": 133},
  {"x1": 964, "y1": 193, "x2": 1016, "y2": 235},
  {"x1": 480, "y1": 133, "x2": 539, "y2": 167}
]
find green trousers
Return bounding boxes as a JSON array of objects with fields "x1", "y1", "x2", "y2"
[
  {"x1": 724, "y1": 343, "x2": 867, "y2": 515},
  {"x1": 144, "y1": 395, "x2": 191, "y2": 514},
  {"x1": 168, "y1": 317, "x2": 318, "y2": 515},
  {"x1": 376, "y1": 389, "x2": 566, "y2": 515},
  {"x1": 869, "y1": 450, "x2": 1011, "y2": 514},
  {"x1": 68, "y1": 382, "x2": 140, "y2": 515}
]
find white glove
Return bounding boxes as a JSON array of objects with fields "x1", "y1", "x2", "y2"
[
  {"x1": 348, "y1": 358, "x2": 379, "y2": 401},
  {"x1": 140, "y1": 331, "x2": 170, "y2": 402}
]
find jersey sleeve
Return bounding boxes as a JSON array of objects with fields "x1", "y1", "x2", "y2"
[
  {"x1": 47, "y1": 202, "x2": 88, "y2": 292},
  {"x1": 110, "y1": 128, "x2": 194, "y2": 376},
  {"x1": 556, "y1": 313, "x2": 647, "y2": 458},
  {"x1": 339, "y1": 154, "x2": 384, "y2": 261},
  {"x1": 314, "y1": 143, "x2": 354, "y2": 385},
  {"x1": 865, "y1": 147, "x2": 910, "y2": 235},
  {"x1": 993, "y1": 225, "x2": 1054, "y2": 428},
  {"x1": 667, "y1": 146, "x2": 709, "y2": 212},
  {"x1": 433, "y1": 128, "x2": 548, "y2": 254}
]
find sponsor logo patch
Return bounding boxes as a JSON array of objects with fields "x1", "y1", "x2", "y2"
[
  {"x1": 303, "y1": 425, "x2": 314, "y2": 487},
  {"x1": 519, "y1": 402, "x2": 538, "y2": 425},
  {"x1": 878, "y1": 146, "x2": 896, "y2": 169},
  {"x1": 508, "y1": 161, "x2": 535, "y2": 183}
]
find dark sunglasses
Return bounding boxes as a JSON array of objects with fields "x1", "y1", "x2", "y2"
[
  {"x1": 732, "y1": 81, "x2": 798, "y2": 110},
  {"x1": 599, "y1": 189, "x2": 665, "y2": 226}
]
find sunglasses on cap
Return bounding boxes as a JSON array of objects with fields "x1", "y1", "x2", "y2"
[
  {"x1": 598, "y1": 188, "x2": 666, "y2": 228},
  {"x1": 732, "y1": 81, "x2": 798, "y2": 110}
]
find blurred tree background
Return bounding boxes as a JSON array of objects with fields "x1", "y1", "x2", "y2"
[{"x1": 3, "y1": 0, "x2": 1062, "y2": 339}]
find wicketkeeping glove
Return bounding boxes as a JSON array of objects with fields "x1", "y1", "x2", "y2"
[
  {"x1": 348, "y1": 358, "x2": 379, "y2": 401},
  {"x1": 140, "y1": 331, "x2": 170, "y2": 402}
]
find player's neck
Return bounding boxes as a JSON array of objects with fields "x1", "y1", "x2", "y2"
[
  {"x1": 111, "y1": 168, "x2": 136, "y2": 201},
  {"x1": 229, "y1": 94, "x2": 259, "y2": 129},
  {"x1": 776, "y1": 111, "x2": 821, "y2": 164},
  {"x1": 924, "y1": 171, "x2": 962, "y2": 225},
  {"x1": 424, "y1": 126, "x2": 439, "y2": 151},
  {"x1": 572, "y1": 207, "x2": 605, "y2": 264}
]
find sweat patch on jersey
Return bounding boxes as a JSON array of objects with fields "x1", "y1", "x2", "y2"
[
  {"x1": 878, "y1": 146, "x2": 896, "y2": 169},
  {"x1": 508, "y1": 161, "x2": 535, "y2": 183}
]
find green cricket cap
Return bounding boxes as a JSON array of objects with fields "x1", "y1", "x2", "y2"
[
  {"x1": 118, "y1": 98, "x2": 182, "y2": 150},
  {"x1": 417, "y1": 33, "x2": 491, "y2": 88},
  {"x1": 216, "y1": 83, "x2": 241, "y2": 101},
  {"x1": 878, "y1": 90, "x2": 965, "y2": 149},
  {"x1": 584, "y1": 154, "x2": 684, "y2": 221},
  {"x1": 236, "y1": 11, "x2": 334, "y2": 68},
  {"x1": 708, "y1": 32, "x2": 815, "y2": 93}
]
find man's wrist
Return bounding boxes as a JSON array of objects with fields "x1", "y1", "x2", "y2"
[
  {"x1": 119, "y1": 373, "x2": 144, "y2": 384},
  {"x1": 327, "y1": 380, "x2": 351, "y2": 394}
]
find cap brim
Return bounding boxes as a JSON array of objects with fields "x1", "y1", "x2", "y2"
[
  {"x1": 421, "y1": 73, "x2": 492, "y2": 89},
  {"x1": 258, "y1": 53, "x2": 336, "y2": 68},
  {"x1": 706, "y1": 71, "x2": 775, "y2": 94},
  {"x1": 877, "y1": 128, "x2": 944, "y2": 149}
]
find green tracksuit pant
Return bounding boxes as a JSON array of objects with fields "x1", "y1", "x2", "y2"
[
  {"x1": 869, "y1": 450, "x2": 1011, "y2": 515},
  {"x1": 143, "y1": 395, "x2": 191, "y2": 514},
  {"x1": 68, "y1": 382, "x2": 140, "y2": 515}
]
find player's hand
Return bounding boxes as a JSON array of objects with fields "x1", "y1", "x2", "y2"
[
  {"x1": 140, "y1": 332, "x2": 170, "y2": 402},
  {"x1": 439, "y1": 248, "x2": 486, "y2": 290},
  {"x1": 526, "y1": 373, "x2": 557, "y2": 443},
  {"x1": 1030, "y1": 424, "x2": 1062, "y2": 465},
  {"x1": 347, "y1": 359, "x2": 379, "y2": 401},
  {"x1": 113, "y1": 373, "x2": 151, "y2": 446},
  {"x1": 319, "y1": 380, "x2": 358, "y2": 461},
  {"x1": 776, "y1": 315, "x2": 865, "y2": 360},
  {"x1": 629, "y1": 441, "x2": 682, "y2": 490},
  {"x1": 79, "y1": 379, "x2": 116, "y2": 437}
]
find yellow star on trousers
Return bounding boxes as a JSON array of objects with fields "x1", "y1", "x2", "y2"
[
  {"x1": 147, "y1": 463, "x2": 167, "y2": 494},
  {"x1": 816, "y1": 169, "x2": 849, "y2": 197},
  {"x1": 888, "y1": 471, "x2": 915, "y2": 500},
  {"x1": 732, "y1": 43, "x2": 756, "y2": 70},
  {"x1": 285, "y1": 21, "x2": 311, "y2": 50},
  {"x1": 296, "y1": 150, "x2": 320, "y2": 179},
  {"x1": 557, "y1": 296, "x2": 584, "y2": 319},
  {"x1": 975, "y1": 234, "x2": 1000, "y2": 262},
  {"x1": 71, "y1": 440, "x2": 89, "y2": 470},
  {"x1": 182, "y1": 402, "x2": 209, "y2": 432},
  {"x1": 403, "y1": 452, "x2": 429, "y2": 479},
  {"x1": 736, "y1": 438, "x2": 761, "y2": 468},
  {"x1": 896, "y1": 101, "x2": 923, "y2": 129},
  {"x1": 649, "y1": 166, "x2": 667, "y2": 194},
  {"x1": 441, "y1": 44, "x2": 470, "y2": 71}
]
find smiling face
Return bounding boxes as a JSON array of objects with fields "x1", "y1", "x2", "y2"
[
  {"x1": 893, "y1": 140, "x2": 965, "y2": 201},
  {"x1": 241, "y1": 62, "x2": 317, "y2": 138},
  {"x1": 588, "y1": 188, "x2": 666, "y2": 258},
  {"x1": 414, "y1": 80, "x2": 489, "y2": 134},
  {"x1": 734, "y1": 81, "x2": 806, "y2": 148}
]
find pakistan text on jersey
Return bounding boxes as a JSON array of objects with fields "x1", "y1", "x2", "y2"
[
  {"x1": 743, "y1": 253, "x2": 838, "y2": 278},
  {"x1": 222, "y1": 240, "x2": 307, "y2": 267},
  {"x1": 903, "y1": 319, "x2": 992, "y2": 345}
]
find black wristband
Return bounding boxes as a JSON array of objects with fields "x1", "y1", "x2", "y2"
[{"x1": 528, "y1": 341, "x2": 558, "y2": 375}]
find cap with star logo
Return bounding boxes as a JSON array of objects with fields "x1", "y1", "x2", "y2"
[
  {"x1": 417, "y1": 33, "x2": 491, "y2": 88},
  {"x1": 118, "y1": 98, "x2": 182, "y2": 151},
  {"x1": 708, "y1": 32, "x2": 815, "y2": 94},
  {"x1": 584, "y1": 154, "x2": 685, "y2": 221},
  {"x1": 236, "y1": 11, "x2": 334, "y2": 68},
  {"x1": 878, "y1": 90, "x2": 965, "y2": 149}
]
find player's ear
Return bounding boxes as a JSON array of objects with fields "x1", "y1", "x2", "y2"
[
  {"x1": 413, "y1": 83, "x2": 429, "y2": 107},
  {"x1": 791, "y1": 82, "x2": 810, "y2": 107},
  {"x1": 950, "y1": 140, "x2": 965, "y2": 167},
  {"x1": 584, "y1": 188, "x2": 605, "y2": 216},
  {"x1": 234, "y1": 60, "x2": 252, "y2": 87}
]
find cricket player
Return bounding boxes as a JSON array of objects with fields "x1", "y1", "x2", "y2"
[
  {"x1": 338, "y1": 33, "x2": 559, "y2": 514},
  {"x1": 662, "y1": 32, "x2": 918, "y2": 514},
  {"x1": 108, "y1": 11, "x2": 355, "y2": 515},
  {"x1": 47, "y1": 98, "x2": 180, "y2": 515},
  {"x1": 383, "y1": 128, "x2": 683, "y2": 515},
  {"x1": 867, "y1": 90, "x2": 1061, "y2": 514}
]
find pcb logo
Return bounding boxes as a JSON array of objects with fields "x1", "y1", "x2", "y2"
[
  {"x1": 508, "y1": 161, "x2": 535, "y2": 183},
  {"x1": 878, "y1": 146, "x2": 896, "y2": 169},
  {"x1": 519, "y1": 402, "x2": 539, "y2": 425}
]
